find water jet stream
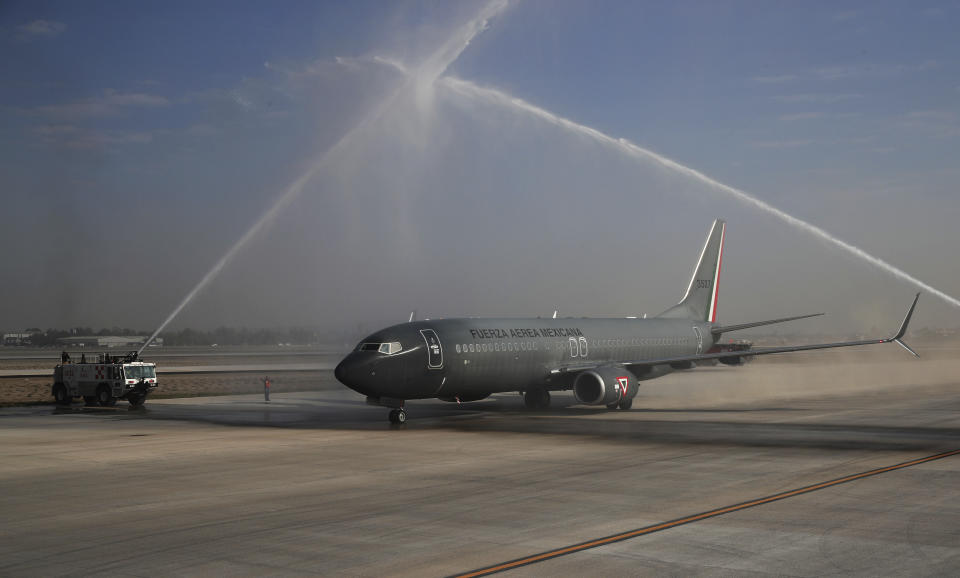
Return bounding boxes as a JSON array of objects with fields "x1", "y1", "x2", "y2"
[
  {"x1": 440, "y1": 76, "x2": 960, "y2": 311},
  {"x1": 138, "y1": 1, "x2": 510, "y2": 354}
]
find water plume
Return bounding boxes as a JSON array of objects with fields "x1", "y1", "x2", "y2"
[
  {"x1": 440, "y1": 76, "x2": 960, "y2": 311},
  {"x1": 139, "y1": 0, "x2": 510, "y2": 353}
]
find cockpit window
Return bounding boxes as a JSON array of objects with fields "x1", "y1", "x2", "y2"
[
  {"x1": 379, "y1": 342, "x2": 402, "y2": 354},
  {"x1": 358, "y1": 342, "x2": 402, "y2": 354}
]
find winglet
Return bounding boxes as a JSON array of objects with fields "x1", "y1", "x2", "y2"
[
  {"x1": 890, "y1": 293, "x2": 920, "y2": 341},
  {"x1": 886, "y1": 293, "x2": 920, "y2": 357}
]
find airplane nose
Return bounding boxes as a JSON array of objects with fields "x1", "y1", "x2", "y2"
[
  {"x1": 334, "y1": 358, "x2": 351, "y2": 385},
  {"x1": 335, "y1": 354, "x2": 376, "y2": 396}
]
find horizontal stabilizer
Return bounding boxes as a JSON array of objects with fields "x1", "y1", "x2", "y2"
[{"x1": 711, "y1": 313, "x2": 823, "y2": 336}]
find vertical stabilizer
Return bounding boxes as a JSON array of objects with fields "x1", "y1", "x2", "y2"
[{"x1": 659, "y1": 219, "x2": 726, "y2": 322}]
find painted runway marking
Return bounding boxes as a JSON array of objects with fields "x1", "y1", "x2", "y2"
[{"x1": 452, "y1": 448, "x2": 960, "y2": 577}]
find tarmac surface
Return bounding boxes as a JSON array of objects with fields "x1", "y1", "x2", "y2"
[{"x1": 1, "y1": 355, "x2": 958, "y2": 576}]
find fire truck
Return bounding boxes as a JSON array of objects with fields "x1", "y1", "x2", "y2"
[{"x1": 52, "y1": 351, "x2": 158, "y2": 407}]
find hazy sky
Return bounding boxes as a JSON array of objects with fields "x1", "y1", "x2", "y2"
[{"x1": 2, "y1": 0, "x2": 958, "y2": 338}]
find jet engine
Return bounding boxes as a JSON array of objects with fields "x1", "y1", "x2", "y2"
[{"x1": 573, "y1": 366, "x2": 637, "y2": 405}]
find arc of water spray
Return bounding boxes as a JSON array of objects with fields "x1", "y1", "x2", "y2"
[
  {"x1": 439, "y1": 76, "x2": 960, "y2": 311},
  {"x1": 138, "y1": 0, "x2": 510, "y2": 354}
]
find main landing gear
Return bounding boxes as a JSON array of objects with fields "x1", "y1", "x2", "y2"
[
  {"x1": 607, "y1": 397, "x2": 634, "y2": 410},
  {"x1": 388, "y1": 408, "x2": 407, "y2": 424},
  {"x1": 523, "y1": 387, "x2": 551, "y2": 410}
]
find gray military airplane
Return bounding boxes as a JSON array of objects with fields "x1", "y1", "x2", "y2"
[{"x1": 335, "y1": 219, "x2": 920, "y2": 424}]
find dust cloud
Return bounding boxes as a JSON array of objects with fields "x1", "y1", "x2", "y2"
[{"x1": 642, "y1": 347, "x2": 955, "y2": 411}]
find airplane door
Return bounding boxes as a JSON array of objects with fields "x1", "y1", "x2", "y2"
[{"x1": 420, "y1": 329, "x2": 444, "y2": 369}]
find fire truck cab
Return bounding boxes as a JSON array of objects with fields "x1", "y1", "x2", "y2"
[{"x1": 53, "y1": 351, "x2": 158, "y2": 407}]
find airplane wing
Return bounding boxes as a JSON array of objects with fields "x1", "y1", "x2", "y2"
[
  {"x1": 711, "y1": 312, "x2": 823, "y2": 335},
  {"x1": 550, "y1": 293, "x2": 920, "y2": 378}
]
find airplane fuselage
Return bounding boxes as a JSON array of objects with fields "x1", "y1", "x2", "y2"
[{"x1": 334, "y1": 317, "x2": 717, "y2": 403}]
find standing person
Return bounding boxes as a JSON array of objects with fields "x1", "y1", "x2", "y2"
[{"x1": 263, "y1": 376, "x2": 271, "y2": 403}]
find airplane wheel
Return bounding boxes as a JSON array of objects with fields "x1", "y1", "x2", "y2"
[
  {"x1": 618, "y1": 397, "x2": 633, "y2": 410},
  {"x1": 523, "y1": 392, "x2": 536, "y2": 410},
  {"x1": 606, "y1": 402, "x2": 619, "y2": 410},
  {"x1": 524, "y1": 387, "x2": 550, "y2": 410},
  {"x1": 53, "y1": 384, "x2": 70, "y2": 406},
  {"x1": 539, "y1": 390, "x2": 550, "y2": 409},
  {"x1": 388, "y1": 409, "x2": 406, "y2": 424}
]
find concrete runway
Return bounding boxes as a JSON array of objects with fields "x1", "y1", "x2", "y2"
[{"x1": 1, "y1": 357, "x2": 958, "y2": 576}]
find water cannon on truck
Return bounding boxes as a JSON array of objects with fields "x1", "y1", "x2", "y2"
[{"x1": 53, "y1": 351, "x2": 158, "y2": 407}]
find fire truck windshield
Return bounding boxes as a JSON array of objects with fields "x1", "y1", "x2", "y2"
[{"x1": 124, "y1": 365, "x2": 156, "y2": 380}]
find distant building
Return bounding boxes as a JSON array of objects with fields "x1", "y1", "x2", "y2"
[
  {"x1": 3, "y1": 333, "x2": 31, "y2": 346},
  {"x1": 55, "y1": 336, "x2": 160, "y2": 348},
  {"x1": 55, "y1": 336, "x2": 100, "y2": 348}
]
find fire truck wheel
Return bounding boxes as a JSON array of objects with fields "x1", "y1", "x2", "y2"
[
  {"x1": 53, "y1": 384, "x2": 70, "y2": 406},
  {"x1": 96, "y1": 385, "x2": 117, "y2": 407},
  {"x1": 83, "y1": 396, "x2": 97, "y2": 406}
]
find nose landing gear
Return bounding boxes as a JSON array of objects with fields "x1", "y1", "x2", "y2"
[{"x1": 388, "y1": 408, "x2": 407, "y2": 424}]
